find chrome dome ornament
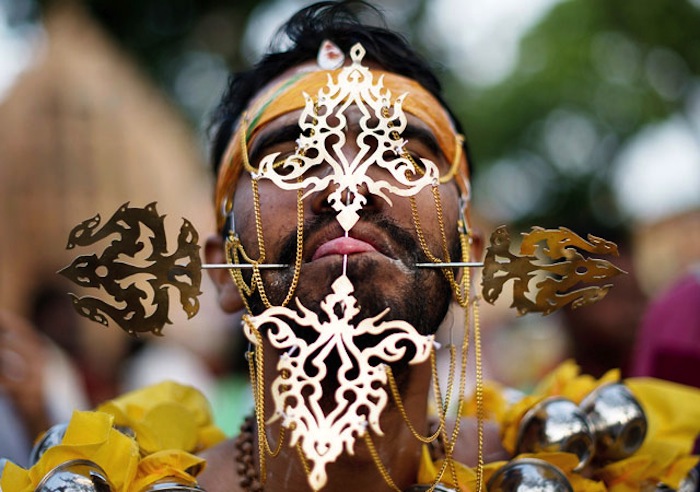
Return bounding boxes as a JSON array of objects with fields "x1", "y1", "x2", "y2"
[
  {"x1": 138, "y1": 477, "x2": 206, "y2": 492},
  {"x1": 653, "y1": 467, "x2": 699, "y2": 492},
  {"x1": 487, "y1": 458, "x2": 573, "y2": 492},
  {"x1": 580, "y1": 382, "x2": 647, "y2": 461},
  {"x1": 404, "y1": 484, "x2": 458, "y2": 492},
  {"x1": 29, "y1": 422, "x2": 69, "y2": 465},
  {"x1": 675, "y1": 467, "x2": 699, "y2": 492},
  {"x1": 35, "y1": 459, "x2": 114, "y2": 492},
  {"x1": 516, "y1": 397, "x2": 595, "y2": 471}
]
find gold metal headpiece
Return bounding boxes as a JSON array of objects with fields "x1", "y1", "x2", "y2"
[
  {"x1": 251, "y1": 43, "x2": 446, "y2": 231},
  {"x1": 481, "y1": 225, "x2": 626, "y2": 315},
  {"x1": 53, "y1": 40, "x2": 629, "y2": 492}
]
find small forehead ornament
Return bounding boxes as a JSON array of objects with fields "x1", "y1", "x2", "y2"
[
  {"x1": 316, "y1": 39, "x2": 345, "y2": 69},
  {"x1": 257, "y1": 43, "x2": 441, "y2": 231}
]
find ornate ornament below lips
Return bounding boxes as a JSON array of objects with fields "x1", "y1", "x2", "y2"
[{"x1": 243, "y1": 274, "x2": 434, "y2": 491}]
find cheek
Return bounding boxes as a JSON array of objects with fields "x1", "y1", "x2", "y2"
[
  {"x1": 398, "y1": 184, "x2": 460, "y2": 240},
  {"x1": 232, "y1": 178, "x2": 300, "y2": 255}
]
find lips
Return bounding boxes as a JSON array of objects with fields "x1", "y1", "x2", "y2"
[{"x1": 311, "y1": 236, "x2": 378, "y2": 261}]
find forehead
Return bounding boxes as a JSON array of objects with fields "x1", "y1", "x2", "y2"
[
  {"x1": 241, "y1": 62, "x2": 457, "y2": 157},
  {"x1": 247, "y1": 107, "x2": 443, "y2": 163}
]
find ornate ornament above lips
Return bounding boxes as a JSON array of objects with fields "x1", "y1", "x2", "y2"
[{"x1": 257, "y1": 43, "x2": 441, "y2": 232}]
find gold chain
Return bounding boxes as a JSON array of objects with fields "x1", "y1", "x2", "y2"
[
  {"x1": 363, "y1": 432, "x2": 402, "y2": 492},
  {"x1": 233, "y1": 97, "x2": 482, "y2": 492},
  {"x1": 430, "y1": 185, "x2": 452, "y2": 262},
  {"x1": 443, "y1": 238, "x2": 473, "y2": 486},
  {"x1": 280, "y1": 187, "x2": 305, "y2": 307},
  {"x1": 385, "y1": 364, "x2": 441, "y2": 444},
  {"x1": 243, "y1": 318, "x2": 288, "y2": 483},
  {"x1": 295, "y1": 440, "x2": 318, "y2": 491},
  {"x1": 227, "y1": 114, "x2": 305, "y2": 310},
  {"x1": 405, "y1": 178, "x2": 482, "y2": 491},
  {"x1": 473, "y1": 298, "x2": 485, "y2": 491}
]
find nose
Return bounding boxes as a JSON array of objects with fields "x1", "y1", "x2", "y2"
[
  {"x1": 306, "y1": 126, "x2": 389, "y2": 229},
  {"x1": 309, "y1": 171, "x2": 386, "y2": 231},
  {"x1": 311, "y1": 178, "x2": 385, "y2": 215}
]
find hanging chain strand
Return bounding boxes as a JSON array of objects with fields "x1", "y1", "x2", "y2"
[
  {"x1": 385, "y1": 364, "x2": 442, "y2": 443},
  {"x1": 473, "y1": 297, "x2": 485, "y2": 491},
  {"x1": 363, "y1": 432, "x2": 402, "y2": 492}
]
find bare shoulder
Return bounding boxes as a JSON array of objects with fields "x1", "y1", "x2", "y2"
[{"x1": 197, "y1": 437, "x2": 241, "y2": 492}]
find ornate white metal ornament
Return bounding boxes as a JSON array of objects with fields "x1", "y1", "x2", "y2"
[
  {"x1": 257, "y1": 43, "x2": 441, "y2": 231},
  {"x1": 243, "y1": 274, "x2": 434, "y2": 490}
]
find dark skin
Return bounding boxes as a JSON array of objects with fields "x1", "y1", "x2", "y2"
[{"x1": 201, "y1": 62, "x2": 505, "y2": 492}]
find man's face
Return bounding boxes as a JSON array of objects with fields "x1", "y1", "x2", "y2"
[{"x1": 230, "y1": 99, "x2": 464, "y2": 335}]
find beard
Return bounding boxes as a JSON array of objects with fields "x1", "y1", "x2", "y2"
[
  {"x1": 244, "y1": 211, "x2": 458, "y2": 337},
  {"x1": 241, "y1": 210, "x2": 461, "y2": 409}
]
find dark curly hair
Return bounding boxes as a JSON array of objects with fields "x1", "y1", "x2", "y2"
[{"x1": 208, "y1": 0, "x2": 470, "y2": 176}]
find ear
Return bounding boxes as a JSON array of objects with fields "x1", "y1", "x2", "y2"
[
  {"x1": 453, "y1": 218, "x2": 485, "y2": 297},
  {"x1": 205, "y1": 234, "x2": 245, "y2": 313},
  {"x1": 469, "y1": 226, "x2": 484, "y2": 262}
]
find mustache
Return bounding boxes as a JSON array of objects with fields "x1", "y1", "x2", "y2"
[{"x1": 276, "y1": 211, "x2": 432, "y2": 267}]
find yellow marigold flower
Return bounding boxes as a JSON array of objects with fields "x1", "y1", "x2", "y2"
[{"x1": 97, "y1": 380, "x2": 226, "y2": 455}]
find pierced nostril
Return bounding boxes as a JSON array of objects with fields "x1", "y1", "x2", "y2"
[{"x1": 310, "y1": 181, "x2": 340, "y2": 214}]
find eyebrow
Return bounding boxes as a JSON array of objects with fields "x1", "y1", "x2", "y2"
[
  {"x1": 401, "y1": 124, "x2": 441, "y2": 158},
  {"x1": 248, "y1": 124, "x2": 302, "y2": 164},
  {"x1": 248, "y1": 122, "x2": 443, "y2": 164}
]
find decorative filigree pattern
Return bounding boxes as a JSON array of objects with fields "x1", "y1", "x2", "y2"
[
  {"x1": 257, "y1": 43, "x2": 440, "y2": 231},
  {"x1": 481, "y1": 226, "x2": 625, "y2": 315},
  {"x1": 59, "y1": 202, "x2": 202, "y2": 335},
  {"x1": 243, "y1": 274, "x2": 434, "y2": 490}
]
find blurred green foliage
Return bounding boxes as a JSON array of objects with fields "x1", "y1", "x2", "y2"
[{"x1": 448, "y1": 0, "x2": 700, "y2": 233}]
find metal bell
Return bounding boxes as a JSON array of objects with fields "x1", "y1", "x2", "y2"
[
  {"x1": 487, "y1": 457, "x2": 573, "y2": 492},
  {"x1": 652, "y1": 467, "x2": 699, "y2": 492},
  {"x1": 403, "y1": 484, "x2": 458, "y2": 492},
  {"x1": 516, "y1": 396, "x2": 595, "y2": 471},
  {"x1": 29, "y1": 423, "x2": 69, "y2": 465},
  {"x1": 35, "y1": 459, "x2": 114, "y2": 492},
  {"x1": 580, "y1": 383, "x2": 647, "y2": 461},
  {"x1": 138, "y1": 477, "x2": 206, "y2": 491}
]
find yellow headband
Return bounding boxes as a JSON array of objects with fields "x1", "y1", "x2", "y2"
[{"x1": 215, "y1": 68, "x2": 469, "y2": 231}]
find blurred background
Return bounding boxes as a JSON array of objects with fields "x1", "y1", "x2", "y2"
[{"x1": 0, "y1": 0, "x2": 699, "y2": 451}]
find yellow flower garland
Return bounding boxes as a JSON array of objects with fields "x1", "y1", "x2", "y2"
[
  {"x1": 2, "y1": 368, "x2": 699, "y2": 491},
  {"x1": 452, "y1": 360, "x2": 700, "y2": 491},
  {"x1": 0, "y1": 381, "x2": 225, "y2": 492}
]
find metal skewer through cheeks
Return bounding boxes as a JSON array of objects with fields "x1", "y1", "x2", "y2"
[
  {"x1": 201, "y1": 261, "x2": 484, "y2": 269},
  {"x1": 59, "y1": 203, "x2": 626, "y2": 336}
]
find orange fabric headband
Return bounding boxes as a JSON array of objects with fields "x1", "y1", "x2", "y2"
[{"x1": 215, "y1": 68, "x2": 468, "y2": 231}]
